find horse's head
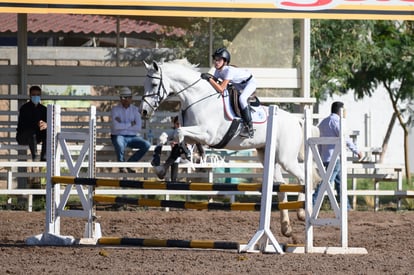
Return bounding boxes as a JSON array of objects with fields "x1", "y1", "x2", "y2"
[{"x1": 140, "y1": 61, "x2": 170, "y2": 119}]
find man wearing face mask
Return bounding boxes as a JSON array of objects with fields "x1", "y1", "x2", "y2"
[{"x1": 16, "y1": 85, "x2": 47, "y2": 161}]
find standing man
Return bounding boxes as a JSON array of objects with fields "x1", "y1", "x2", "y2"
[
  {"x1": 16, "y1": 85, "x2": 47, "y2": 161},
  {"x1": 312, "y1": 101, "x2": 363, "y2": 210},
  {"x1": 110, "y1": 87, "x2": 151, "y2": 173}
]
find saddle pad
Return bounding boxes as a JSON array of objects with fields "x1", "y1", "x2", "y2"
[{"x1": 221, "y1": 90, "x2": 267, "y2": 124}]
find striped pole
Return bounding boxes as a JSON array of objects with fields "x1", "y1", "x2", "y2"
[
  {"x1": 94, "y1": 195, "x2": 304, "y2": 211},
  {"x1": 98, "y1": 237, "x2": 240, "y2": 250},
  {"x1": 52, "y1": 176, "x2": 305, "y2": 193}
]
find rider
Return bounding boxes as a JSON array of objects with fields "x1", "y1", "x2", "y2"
[{"x1": 200, "y1": 47, "x2": 257, "y2": 138}]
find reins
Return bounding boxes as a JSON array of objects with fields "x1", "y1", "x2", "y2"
[{"x1": 144, "y1": 67, "x2": 221, "y2": 115}]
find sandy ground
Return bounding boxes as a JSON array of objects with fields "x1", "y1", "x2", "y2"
[{"x1": 0, "y1": 209, "x2": 413, "y2": 274}]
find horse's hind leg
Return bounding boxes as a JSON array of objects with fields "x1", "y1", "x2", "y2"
[
  {"x1": 275, "y1": 163, "x2": 293, "y2": 237},
  {"x1": 281, "y1": 161, "x2": 306, "y2": 222}
]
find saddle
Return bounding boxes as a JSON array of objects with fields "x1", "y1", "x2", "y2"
[{"x1": 228, "y1": 85, "x2": 260, "y2": 117}]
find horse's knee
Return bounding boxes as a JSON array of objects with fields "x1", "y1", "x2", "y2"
[{"x1": 277, "y1": 191, "x2": 287, "y2": 203}]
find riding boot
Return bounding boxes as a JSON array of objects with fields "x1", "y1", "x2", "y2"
[{"x1": 240, "y1": 107, "x2": 254, "y2": 138}]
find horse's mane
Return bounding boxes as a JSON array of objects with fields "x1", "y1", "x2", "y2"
[{"x1": 167, "y1": 58, "x2": 200, "y2": 72}]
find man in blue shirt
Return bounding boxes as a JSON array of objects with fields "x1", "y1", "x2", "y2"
[
  {"x1": 110, "y1": 87, "x2": 151, "y2": 173},
  {"x1": 313, "y1": 101, "x2": 363, "y2": 210}
]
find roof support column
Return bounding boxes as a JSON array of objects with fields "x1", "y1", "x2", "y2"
[
  {"x1": 116, "y1": 16, "x2": 120, "y2": 66},
  {"x1": 17, "y1": 13, "x2": 28, "y2": 95},
  {"x1": 17, "y1": 13, "x2": 29, "y2": 190},
  {"x1": 209, "y1": 18, "x2": 213, "y2": 65},
  {"x1": 300, "y1": 18, "x2": 311, "y2": 99}
]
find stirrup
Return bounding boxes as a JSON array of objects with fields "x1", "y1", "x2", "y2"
[{"x1": 239, "y1": 126, "x2": 254, "y2": 138}]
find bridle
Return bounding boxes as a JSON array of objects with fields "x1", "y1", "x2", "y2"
[
  {"x1": 141, "y1": 67, "x2": 169, "y2": 114},
  {"x1": 142, "y1": 66, "x2": 219, "y2": 115}
]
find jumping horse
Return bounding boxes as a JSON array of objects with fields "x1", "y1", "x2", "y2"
[{"x1": 140, "y1": 59, "x2": 313, "y2": 238}]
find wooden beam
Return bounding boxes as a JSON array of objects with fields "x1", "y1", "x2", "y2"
[{"x1": 0, "y1": 65, "x2": 301, "y2": 88}]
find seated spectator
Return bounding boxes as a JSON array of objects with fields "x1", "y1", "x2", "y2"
[
  {"x1": 110, "y1": 87, "x2": 151, "y2": 173},
  {"x1": 16, "y1": 85, "x2": 47, "y2": 161}
]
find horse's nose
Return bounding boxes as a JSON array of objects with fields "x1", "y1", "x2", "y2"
[{"x1": 142, "y1": 109, "x2": 148, "y2": 117}]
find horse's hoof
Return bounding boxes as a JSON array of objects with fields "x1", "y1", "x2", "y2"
[
  {"x1": 153, "y1": 166, "x2": 166, "y2": 179},
  {"x1": 297, "y1": 208, "x2": 306, "y2": 221},
  {"x1": 281, "y1": 221, "x2": 292, "y2": 237}
]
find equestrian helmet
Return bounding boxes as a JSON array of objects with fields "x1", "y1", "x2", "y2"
[{"x1": 212, "y1": 48, "x2": 231, "y2": 64}]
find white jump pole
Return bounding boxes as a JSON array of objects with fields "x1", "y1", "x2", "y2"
[{"x1": 239, "y1": 105, "x2": 284, "y2": 254}]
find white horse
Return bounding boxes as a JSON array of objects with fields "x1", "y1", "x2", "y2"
[{"x1": 141, "y1": 59, "x2": 312, "y2": 238}]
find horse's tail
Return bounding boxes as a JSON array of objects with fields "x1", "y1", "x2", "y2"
[
  {"x1": 297, "y1": 119, "x2": 320, "y2": 162},
  {"x1": 298, "y1": 120, "x2": 320, "y2": 162},
  {"x1": 298, "y1": 120, "x2": 321, "y2": 187}
]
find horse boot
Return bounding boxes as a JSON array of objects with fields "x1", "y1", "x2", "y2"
[
  {"x1": 170, "y1": 162, "x2": 179, "y2": 182},
  {"x1": 153, "y1": 145, "x2": 180, "y2": 179},
  {"x1": 153, "y1": 155, "x2": 176, "y2": 179},
  {"x1": 178, "y1": 141, "x2": 191, "y2": 161},
  {"x1": 151, "y1": 144, "x2": 163, "y2": 167},
  {"x1": 240, "y1": 107, "x2": 254, "y2": 138}
]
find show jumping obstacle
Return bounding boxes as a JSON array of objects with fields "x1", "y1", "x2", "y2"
[
  {"x1": 27, "y1": 104, "x2": 367, "y2": 254},
  {"x1": 98, "y1": 237, "x2": 239, "y2": 250},
  {"x1": 51, "y1": 176, "x2": 305, "y2": 193},
  {"x1": 50, "y1": 176, "x2": 304, "y2": 211}
]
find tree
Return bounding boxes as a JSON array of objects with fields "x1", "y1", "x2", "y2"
[{"x1": 311, "y1": 20, "x2": 414, "y2": 182}]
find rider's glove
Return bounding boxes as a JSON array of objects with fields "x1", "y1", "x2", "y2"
[{"x1": 200, "y1": 73, "x2": 214, "y2": 81}]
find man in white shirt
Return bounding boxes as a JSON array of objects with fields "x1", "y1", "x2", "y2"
[{"x1": 110, "y1": 87, "x2": 151, "y2": 173}]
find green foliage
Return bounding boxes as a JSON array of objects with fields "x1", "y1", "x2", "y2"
[
  {"x1": 310, "y1": 20, "x2": 414, "y2": 103},
  {"x1": 311, "y1": 20, "x2": 372, "y2": 99},
  {"x1": 311, "y1": 20, "x2": 414, "y2": 180},
  {"x1": 348, "y1": 21, "x2": 414, "y2": 102}
]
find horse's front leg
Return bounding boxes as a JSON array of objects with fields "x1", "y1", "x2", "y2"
[
  {"x1": 275, "y1": 163, "x2": 293, "y2": 238},
  {"x1": 175, "y1": 126, "x2": 212, "y2": 145}
]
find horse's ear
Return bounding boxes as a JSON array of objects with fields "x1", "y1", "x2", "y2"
[
  {"x1": 143, "y1": 61, "x2": 160, "y2": 72},
  {"x1": 152, "y1": 61, "x2": 159, "y2": 72},
  {"x1": 143, "y1": 61, "x2": 151, "y2": 70}
]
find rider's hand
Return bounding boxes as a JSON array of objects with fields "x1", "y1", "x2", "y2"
[
  {"x1": 38, "y1": 120, "x2": 47, "y2": 130},
  {"x1": 201, "y1": 73, "x2": 213, "y2": 81}
]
